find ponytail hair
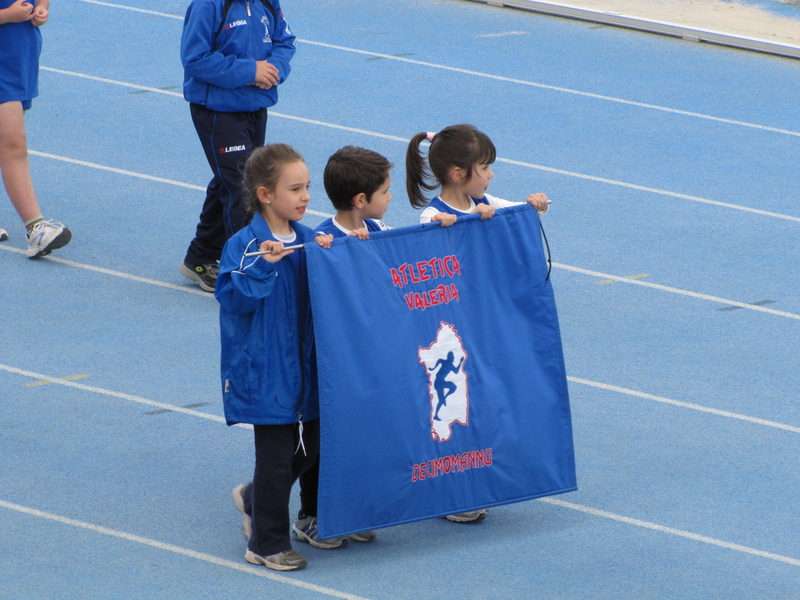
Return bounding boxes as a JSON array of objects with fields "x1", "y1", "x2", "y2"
[
  {"x1": 243, "y1": 143, "x2": 305, "y2": 221},
  {"x1": 405, "y1": 124, "x2": 497, "y2": 209}
]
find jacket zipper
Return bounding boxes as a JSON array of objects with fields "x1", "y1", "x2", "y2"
[{"x1": 246, "y1": 0, "x2": 251, "y2": 16}]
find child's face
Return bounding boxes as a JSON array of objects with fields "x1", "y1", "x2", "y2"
[
  {"x1": 260, "y1": 161, "x2": 311, "y2": 222},
  {"x1": 363, "y1": 173, "x2": 392, "y2": 220},
  {"x1": 463, "y1": 163, "x2": 494, "y2": 199}
]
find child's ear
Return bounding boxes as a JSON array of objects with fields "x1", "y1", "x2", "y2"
[
  {"x1": 449, "y1": 166, "x2": 465, "y2": 184},
  {"x1": 352, "y1": 192, "x2": 368, "y2": 209},
  {"x1": 256, "y1": 186, "x2": 272, "y2": 206}
]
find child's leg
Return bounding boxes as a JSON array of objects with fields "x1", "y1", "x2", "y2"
[
  {"x1": 297, "y1": 459, "x2": 319, "y2": 519},
  {"x1": 0, "y1": 101, "x2": 42, "y2": 224},
  {"x1": 249, "y1": 420, "x2": 319, "y2": 558}
]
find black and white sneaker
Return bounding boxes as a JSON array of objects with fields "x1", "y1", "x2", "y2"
[
  {"x1": 179, "y1": 261, "x2": 219, "y2": 292},
  {"x1": 26, "y1": 220, "x2": 72, "y2": 258}
]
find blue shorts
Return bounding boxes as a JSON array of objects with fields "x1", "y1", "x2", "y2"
[{"x1": 0, "y1": 16, "x2": 42, "y2": 107}]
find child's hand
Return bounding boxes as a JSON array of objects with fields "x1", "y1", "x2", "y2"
[
  {"x1": 314, "y1": 234, "x2": 334, "y2": 248},
  {"x1": 347, "y1": 227, "x2": 370, "y2": 240},
  {"x1": 1, "y1": 0, "x2": 35, "y2": 24},
  {"x1": 254, "y1": 60, "x2": 280, "y2": 89},
  {"x1": 431, "y1": 212, "x2": 457, "y2": 227},
  {"x1": 31, "y1": 5, "x2": 48, "y2": 26},
  {"x1": 258, "y1": 240, "x2": 293, "y2": 263},
  {"x1": 473, "y1": 203, "x2": 495, "y2": 220},
  {"x1": 526, "y1": 193, "x2": 551, "y2": 214}
]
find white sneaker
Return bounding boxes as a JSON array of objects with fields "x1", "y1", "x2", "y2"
[
  {"x1": 26, "y1": 220, "x2": 72, "y2": 258},
  {"x1": 0, "y1": 228, "x2": 8, "y2": 241},
  {"x1": 232, "y1": 484, "x2": 252, "y2": 541}
]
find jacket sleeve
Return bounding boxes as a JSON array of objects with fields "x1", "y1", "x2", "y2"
[
  {"x1": 181, "y1": 0, "x2": 257, "y2": 90},
  {"x1": 266, "y1": 0, "x2": 296, "y2": 84},
  {"x1": 215, "y1": 237, "x2": 279, "y2": 315}
]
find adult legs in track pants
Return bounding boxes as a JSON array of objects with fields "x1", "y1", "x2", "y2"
[{"x1": 183, "y1": 103, "x2": 268, "y2": 268}]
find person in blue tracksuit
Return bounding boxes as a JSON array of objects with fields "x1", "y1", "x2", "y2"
[
  {"x1": 217, "y1": 144, "x2": 332, "y2": 571},
  {"x1": 179, "y1": 0, "x2": 296, "y2": 293},
  {"x1": 406, "y1": 124, "x2": 550, "y2": 225}
]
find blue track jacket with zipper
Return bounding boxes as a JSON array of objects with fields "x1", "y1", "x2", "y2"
[{"x1": 181, "y1": 0, "x2": 296, "y2": 112}]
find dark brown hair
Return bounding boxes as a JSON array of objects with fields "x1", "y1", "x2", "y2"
[
  {"x1": 323, "y1": 146, "x2": 393, "y2": 211},
  {"x1": 243, "y1": 144, "x2": 305, "y2": 220},
  {"x1": 405, "y1": 124, "x2": 496, "y2": 209}
]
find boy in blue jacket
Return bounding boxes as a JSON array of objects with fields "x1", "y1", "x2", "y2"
[{"x1": 179, "y1": 0, "x2": 296, "y2": 292}]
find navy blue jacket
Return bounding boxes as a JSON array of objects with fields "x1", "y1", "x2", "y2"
[
  {"x1": 181, "y1": 0, "x2": 296, "y2": 112},
  {"x1": 216, "y1": 212, "x2": 318, "y2": 425}
]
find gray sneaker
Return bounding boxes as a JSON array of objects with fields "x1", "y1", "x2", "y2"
[
  {"x1": 245, "y1": 549, "x2": 307, "y2": 571},
  {"x1": 292, "y1": 516, "x2": 347, "y2": 549},
  {"x1": 444, "y1": 509, "x2": 487, "y2": 523},
  {"x1": 232, "y1": 484, "x2": 252, "y2": 541},
  {"x1": 349, "y1": 530, "x2": 377, "y2": 543},
  {"x1": 179, "y1": 261, "x2": 219, "y2": 292},
  {"x1": 26, "y1": 220, "x2": 71, "y2": 258}
]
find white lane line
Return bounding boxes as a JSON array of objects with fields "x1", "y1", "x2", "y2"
[
  {"x1": 36, "y1": 68, "x2": 800, "y2": 224},
  {"x1": 0, "y1": 499, "x2": 371, "y2": 600},
  {"x1": 553, "y1": 262, "x2": 800, "y2": 320},
  {"x1": 0, "y1": 244, "x2": 212, "y2": 297},
  {"x1": 27, "y1": 146, "x2": 333, "y2": 219},
  {"x1": 0, "y1": 363, "x2": 253, "y2": 429},
  {"x1": 75, "y1": 0, "x2": 800, "y2": 138},
  {"x1": 497, "y1": 158, "x2": 800, "y2": 223},
  {"x1": 539, "y1": 497, "x2": 800, "y2": 568},
  {"x1": 5, "y1": 361, "x2": 798, "y2": 437},
  {"x1": 568, "y1": 377, "x2": 800, "y2": 434}
]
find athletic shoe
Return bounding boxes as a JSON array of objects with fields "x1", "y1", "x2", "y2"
[
  {"x1": 292, "y1": 516, "x2": 347, "y2": 549},
  {"x1": 349, "y1": 530, "x2": 377, "y2": 543},
  {"x1": 444, "y1": 509, "x2": 487, "y2": 523},
  {"x1": 232, "y1": 484, "x2": 252, "y2": 541},
  {"x1": 245, "y1": 549, "x2": 307, "y2": 571},
  {"x1": 0, "y1": 228, "x2": 8, "y2": 241},
  {"x1": 179, "y1": 261, "x2": 219, "y2": 292},
  {"x1": 26, "y1": 220, "x2": 72, "y2": 258}
]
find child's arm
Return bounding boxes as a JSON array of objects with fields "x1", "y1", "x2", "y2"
[
  {"x1": 0, "y1": 0, "x2": 35, "y2": 24},
  {"x1": 430, "y1": 213, "x2": 457, "y2": 227},
  {"x1": 263, "y1": 0, "x2": 297, "y2": 85},
  {"x1": 216, "y1": 239, "x2": 283, "y2": 314},
  {"x1": 181, "y1": 2, "x2": 261, "y2": 90}
]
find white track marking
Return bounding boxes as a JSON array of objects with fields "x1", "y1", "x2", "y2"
[
  {"x1": 37, "y1": 67, "x2": 800, "y2": 222},
  {"x1": 0, "y1": 245, "x2": 211, "y2": 296},
  {"x1": 567, "y1": 377, "x2": 800, "y2": 434},
  {"x1": 4, "y1": 362, "x2": 798, "y2": 436},
  {"x1": 76, "y1": 0, "x2": 800, "y2": 138},
  {"x1": 497, "y1": 158, "x2": 800, "y2": 223},
  {"x1": 553, "y1": 262, "x2": 800, "y2": 320},
  {"x1": 539, "y1": 497, "x2": 800, "y2": 567},
  {"x1": 0, "y1": 363, "x2": 255, "y2": 429},
  {"x1": 0, "y1": 500, "x2": 371, "y2": 600}
]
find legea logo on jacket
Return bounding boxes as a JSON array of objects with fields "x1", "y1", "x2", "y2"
[
  {"x1": 219, "y1": 145, "x2": 246, "y2": 154},
  {"x1": 225, "y1": 20, "x2": 247, "y2": 30},
  {"x1": 419, "y1": 322, "x2": 469, "y2": 442}
]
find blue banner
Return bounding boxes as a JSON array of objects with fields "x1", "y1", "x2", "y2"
[{"x1": 306, "y1": 205, "x2": 576, "y2": 538}]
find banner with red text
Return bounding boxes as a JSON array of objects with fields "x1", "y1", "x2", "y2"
[{"x1": 306, "y1": 205, "x2": 576, "y2": 538}]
